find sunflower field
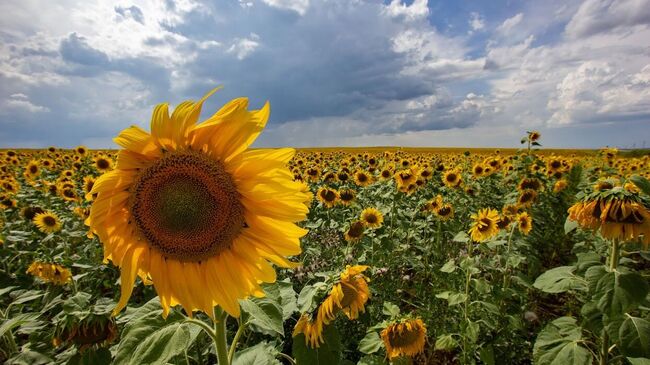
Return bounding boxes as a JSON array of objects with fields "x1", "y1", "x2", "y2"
[{"x1": 1, "y1": 94, "x2": 650, "y2": 365}]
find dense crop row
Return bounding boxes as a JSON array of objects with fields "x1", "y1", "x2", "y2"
[{"x1": 1, "y1": 132, "x2": 649, "y2": 364}]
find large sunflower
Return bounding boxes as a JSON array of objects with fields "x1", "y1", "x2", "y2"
[{"x1": 87, "y1": 89, "x2": 311, "y2": 318}]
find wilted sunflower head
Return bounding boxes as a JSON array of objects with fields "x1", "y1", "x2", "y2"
[
  {"x1": 517, "y1": 189, "x2": 538, "y2": 207},
  {"x1": 529, "y1": 131, "x2": 541, "y2": 141},
  {"x1": 344, "y1": 221, "x2": 365, "y2": 242},
  {"x1": 381, "y1": 318, "x2": 427, "y2": 359},
  {"x1": 21, "y1": 206, "x2": 44, "y2": 221},
  {"x1": 86, "y1": 88, "x2": 310, "y2": 318}
]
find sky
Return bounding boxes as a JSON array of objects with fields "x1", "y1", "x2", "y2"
[{"x1": 1, "y1": 0, "x2": 650, "y2": 149}]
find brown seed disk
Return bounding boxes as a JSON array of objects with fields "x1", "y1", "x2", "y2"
[{"x1": 130, "y1": 152, "x2": 244, "y2": 262}]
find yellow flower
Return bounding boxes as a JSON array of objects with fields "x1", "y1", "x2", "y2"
[
  {"x1": 318, "y1": 265, "x2": 370, "y2": 324},
  {"x1": 516, "y1": 212, "x2": 533, "y2": 235},
  {"x1": 360, "y1": 208, "x2": 383, "y2": 229},
  {"x1": 381, "y1": 318, "x2": 427, "y2": 359},
  {"x1": 86, "y1": 88, "x2": 310, "y2": 318},
  {"x1": 344, "y1": 221, "x2": 365, "y2": 242},
  {"x1": 338, "y1": 188, "x2": 356, "y2": 206},
  {"x1": 469, "y1": 208, "x2": 500, "y2": 242},
  {"x1": 27, "y1": 262, "x2": 72, "y2": 285},
  {"x1": 442, "y1": 169, "x2": 462, "y2": 188},
  {"x1": 553, "y1": 179, "x2": 568, "y2": 193},
  {"x1": 292, "y1": 313, "x2": 325, "y2": 348},
  {"x1": 33, "y1": 211, "x2": 62, "y2": 233},
  {"x1": 436, "y1": 203, "x2": 454, "y2": 221},
  {"x1": 353, "y1": 170, "x2": 374, "y2": 187},
  {"x1": 317, "y1": 187, "x2": 339, "y2": 208}
]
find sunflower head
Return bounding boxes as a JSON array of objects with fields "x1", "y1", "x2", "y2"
[
  {"x1": 517, "y1": 212, "x2": 533, "y2": 235},
  {"x1": 86, "y1": 88, "x2": 310, "y2": 318},
  {"x1": 381, "y1": 318, "x2": 427, "y2": 359},
  {"x1": 33, "y1": 211, "x2": 62, "y2": 233},
  {"x1": 436, "y1": 204, "x2": 454, "y2": 220},
  {"x1": 360, "y1": 208, "x2": 384, "y2": 229},
  {"x1": 344, "y1": 221, "x2": 365, "y2": 242},
  {"x1": 317, "y1": 187, "x2": 339, "y2": 208},
  {"x1": 338, "y1": 188, "x2": 356, "y2": 206},
  {"x1": 469, "y1": 208, "x2": 500, "y2": 242}
]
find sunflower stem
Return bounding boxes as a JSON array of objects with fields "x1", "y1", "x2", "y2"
[
  {"x1": 600, "y1": 238, "x2": 620, "y2": 365},
  {"x1": 227, "y1": 318, "x2": 246, "y2": 363},
  {"x1": 214, "y1": 306, "x2": 230, "y2": 365},
  {"x1": 502, "y1": 224, "x2": 516, "y2": 290}
]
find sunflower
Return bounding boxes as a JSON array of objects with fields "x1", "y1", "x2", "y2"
[
  {"x1": 517, "y1": 189, "x2": 538, "y2": 207},
  {"x1": 553, "y1": 179, "x2": 568, "y2": 193},
  {"x1": 75, "y1": 146, "x2": 88, "y2": 156},
  {"x1": 33, "y1": 211, "x2": 62, "y2": 233},
  {"x1": 24, "y1": 160, "x2": 40, "y2": 179},
  {"x1": 292, "y1": 313, "x2": 325, "y2": 348},
  {"x1": 354, "y1": 170, "x2": 374, "y2": 187},
  {"x1": 518, "y1": 178, "x2": 542, "y2": 192},
  {"x1": 86, "y1": 89, "x2": 310, "y2": 318},
  {"x1": 318, "y1": 265, "x2": 370, "y2": 324},
  {"x1": 21, "y1": 206, "x2": 44, "y2": 221},
  {"x1": 339, "y1": 188, "x2": 356, "y2": 206},
  {"x1": 528, "y1": 131, "x2": 541, "y2": 142},
  {"x1": 469, "y1": 208, "x2": 500, "y2": 242},
  {"x1": 317, "y1": 187, "x2": 339, "y2": 208},
  {"x1": 381, "y1": 318, "x2": 427, "y2": 359},
  {"x1": 568, "y1": 197, "x2": 650, "y2": 245},
  {"x1": 0, "y1": 195, "x2": 17, "y2": 210},
  {"x1": 360, "y1": 208, "x2": 384, "y2": 229},
  {"x1": 472, "y1": 164, "x2": 484, "y2": 178},
  {"x1": 94, "y1": 155, "x2": 113, "y2": 172},
  {"x1": 442, "y1": 169, "x2": 462, "y2": 188},
  {"x1": 27, "y1": 262, "x2": 72, "y2": 285},
  {"x1": 345, "y1": 221, "x2": 365, "y2": 242},
  {"x1": 424, "y1": 195, "x2": 443, "y2": 213},
  {"x1": 83, "y1": 176, "x2": 97, "y2": 201},
  {"x1": 516, "y1": 212, "x2": 532, "y2": 235},
  {"x1": 436, "y1": 204, "x2": 454, "y2": 220}
]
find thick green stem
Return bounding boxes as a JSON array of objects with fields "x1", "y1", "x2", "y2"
[
  {"x1": 214, "y1": 307, "x2": 230, "y2": 365},
  {"x1": 502, "y1": 225, "x2": 516, "y2": 290},
  {"x1": 600, "y1": 239, "x2": 620, "y2": 365},
  {"x1": 462, "y1": 239, "x2": 473, "y2": 364}
]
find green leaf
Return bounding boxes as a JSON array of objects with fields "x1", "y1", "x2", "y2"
[
  {"x1": 5, "y1": 348, "x2": 52, "y2": 365},
  {"x1": 440, "y1": 259, "x2": 456, "y2": 273},
  {"x1": 0, "y1": 286, "x2": 17, "y2": 297},
  {"x1": 630, "y1": 175, "x2": 650, "y2": 196},
  {"x1": 627, "y1": 358, "x2": 650, "y2": 365},
  {"x1": 435, "y1": 334, "x2": 457, "y2": 350},
  {"x1": 436, "y1": 291, "x2": 467, "y2": 306},
  {"x1": 11, "y1": 290, "x2": 44, "y2": 305},
  {"x1": 297, "y1": 285, "x2": 317, "y2": 313},
  {"x1": 617, "y1": 315, "x2": 650, "y2": 358},
  {"x1": 262, "y1": 281, "x2": 298, "y2": 321},
  {"x1": 533, "y1": 317, "x2": 592, "y2": 365},
  {"x1": 0, "y1": 313, "x2": 40, "y2": 339},
  {"x1": 241, "y1": 296, "x2": 284, "y2": 337},
  {"x1": 293, "y1": 325, "x2": 341, "y2": 365},
  {"x1": 113, "y1": 299, "x2": 194, "y2": 365},
  {"x1": 564, "y1": 219, "x2": 578, "y2": 234},
  {"x1": 67, "y1": 347, "x2": 112, "y2": 365},
  {"x1": 478, "y1": 345, "x2": 495, "y2": 365},
  {"x1": 382, "y1": 302, "x2": 400, "y2": 317},
  {"x1": 233, "y1": 342, "x2": 281, "y2": 365},
  {"x1": 466, "y1": 320, "x2": 480, "y2": 343},
  {"x1": 358, "y1": 332, "x2": 383, "y2": 354},
  {"x1": 586, "y1": 266, "x2": 649, "y2": 317},
  {"x1": 453, "y1": 231, "x2": 470, "y2": 243},
  {"x1": 533, "y1": 266, "x2": 587, "y2": 293}
]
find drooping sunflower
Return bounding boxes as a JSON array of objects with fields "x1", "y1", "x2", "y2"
[
  {"x1": 292, "y1": 313, "x2": 325, "y2": 348},
  {"x1": 468, "y1": 208, "x2": 500, "y2": 242},
  {"x1": 517, "y1": 189, "x2": 538, "y2": 207},
  {"x1": 33, "y1": 211, "x2": 62, "y2": 233},
  {"x1": 516, "y1": 212, "x2": 533, "y2": 235},
  {"x1": 360, "y1": 208, "x2": 383, "y2": 229},
  {"x1": 86, "y1": 89, "x2": 311, "y2": 318},
  {"x1": 27, "y1": 262, "x2": 72, "y2": 285},
  {"x1": 318, "y1": 265, "x2": 370, "y2": 324},
  {"x1": 344, "y1": 221, "x2": 365, "y2": 242},
  {"x1": 381, "y1": 318, "x2": 427, "y2": 359}
]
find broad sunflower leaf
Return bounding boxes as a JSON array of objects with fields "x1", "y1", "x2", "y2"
[
  {"x1": 533, "y1": 317, "x2": 592, "y2": 365},
  {"x1": 617, "y1": 315, "x2": 650, "y2": 358},
  {"x1": 533, "y1": 266, "x2": 586, "y2": 293},
  {"x1": 435, "y1": 334, "x2": 457, "y2": 350},
  {"x1": 630, "y1": 175, "x2": 650, "y2": 196},
  {"x1": 233, "y1": 342, "x2": 281, "y2": 365},
  {"x1": 358, "y1": 331, "x2": 383, "y2": 354},
  {"x1": 292, "y1": 325, "x2": 341, "y2": 365},
  {"x1": 241, "y1": 297, "x2": 284, "y2": 337},
  {"x1": 586, "y1": 266, "x2": 648, "y2": 317},
  {"x1": 0, "y1": 313, "x2": 40, "y2": 339}
]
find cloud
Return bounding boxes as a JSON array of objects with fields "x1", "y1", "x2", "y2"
[
  {"x1": 227, "y1": 34, "x2": 260, "y2": 60},
  {"x1": 1, "y1": 93, "x2": 50, "y2": 113},
  {"x1": 496, "y1": 13, "x2": 524, "y2": 35},
  {"x1": 469, "y1": 12, "x2": 485, "y2": 32},
  {"x1": 114, "y1": 5, "x2": 145, "y2": 24},
  {"x1": 383, "y1": 0, "x2": 429, "y2": 22},
  {"x1": 565, "y1": 0, "x2": 650, "y2": 38},
  {"x1": 260, "y1": 0, "x2": 310, "y2": 15}
]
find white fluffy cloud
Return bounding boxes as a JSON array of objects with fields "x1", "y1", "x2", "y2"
[
  {"x1": 261, "y1": 0, "x2": 310, "y2": 15},
  {"x1": 565, "y1": 0, "x2": 650, "y2": 38},
  {"x1": 383, "y1": 0, "x2": 429, "y2": 22}
]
